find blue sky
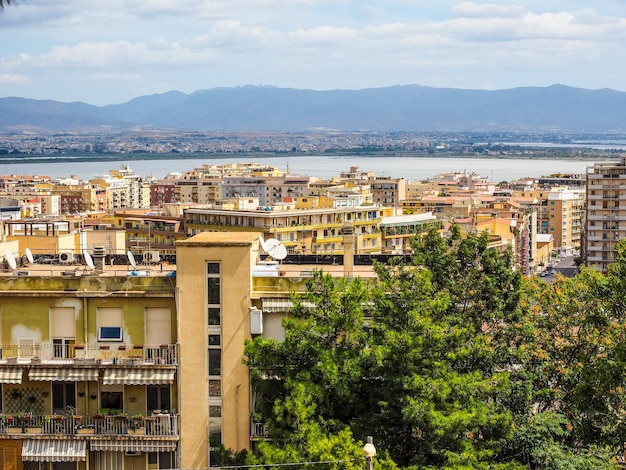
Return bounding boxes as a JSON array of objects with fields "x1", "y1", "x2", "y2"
[{"x1": 2, "y1": 1, "x2": 626, "y2": 106}]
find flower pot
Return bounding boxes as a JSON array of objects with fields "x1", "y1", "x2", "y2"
[
  {"x1": 76, "y1": 428, "x2": 95, "y2": 434},
  {"x1": 26, "y1": 426, "x2": 43, "y2": 434},
  {"x1": 7, "y1": 427, "x2": 23, "y2": 434}
]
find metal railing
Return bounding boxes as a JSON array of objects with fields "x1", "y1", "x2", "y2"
[
  {"x1": 250, "y1": 421, "x2": 268, "y2": 438},
  {"x1": 0, "y1": 413, "x2": 178, "y2": 436},
  {"x1": 0, "y1": 343, "x2": 178, "y2": 366}
]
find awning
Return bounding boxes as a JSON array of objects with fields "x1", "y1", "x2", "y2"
[
  {"x1": 22, "y1": 440, "x2": 87, "y2": 462},
  {"x1": 29, "y1": 368, "x2": 99, "y2": 382},
  {"x1": 261, "y1": 297, "x2": 315, "y2": 313},
  {"x1": 90, "y1": 440, "x2": 177, "y2": 452},
  {"x1": 0, "y1": 367, "x2": 23, "y2": 384},
  {"x1": 102, "y1": 368, "x2": 175, "y2": 385}
]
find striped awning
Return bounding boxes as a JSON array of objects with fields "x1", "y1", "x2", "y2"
[
  {"x1": 261, "y1": 297, "x2": 315, "y2": 313},
  {"x1": 29, "y1": 368, "x2": 99, "y2": 382},
  {"x1": 102, "y1": 368, "x2": 175, "y2": 385},
  {"x1": 90, "y1": 440, "x2": 177, "y2": 452},
  {"x1": 22, "y1": 439, "x2": 87, "y2": 462},
  {"x1": 0, "y1": 367, "x2": 23, "y2": 384}
]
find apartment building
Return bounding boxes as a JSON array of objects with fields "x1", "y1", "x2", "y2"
[
  {"x1": 183, "y1": 205, "x2": 391, "y2": 255},
  {"x1": 584, "y1": 157, "x2": 626, "y2": 271},
  {"x1": 112, "y1": 213, "x2": 186, "y2": 257},
  {"x1": 222, "y1": 175, "x2": 312, "y2": 206},
  {"x1": 516, "y1": 188, "x2": 584, "y2": 256},
  {"x1": 0, "y1": 263, "x2": 178, "y2": 469},
  {"x1": 369, "y1": 177, "x2": 406, "y2": 206}
]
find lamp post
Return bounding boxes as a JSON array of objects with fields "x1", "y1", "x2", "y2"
[{"x1": 362, "y1": 436, "x2": 376, "y2": 470}]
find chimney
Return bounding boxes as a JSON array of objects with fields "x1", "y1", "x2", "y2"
[
  {"x1": 92, "y1": 246, "x2": 106, "y2": 272},
  {"x1": 342, "y1": 223, "x2": 356, "y2": 278}
]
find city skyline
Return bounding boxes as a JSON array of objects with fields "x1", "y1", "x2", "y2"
[{"x1": 2, "y1": 1, "x2": 626, "y2": 106}]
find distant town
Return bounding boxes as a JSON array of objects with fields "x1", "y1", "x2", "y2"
[
  {"x1": 0, "y1": 130, "x2": 623, "y2": 161},
  {"x1": 0, "y1": 139, "x2": 621, "y2": 275}
]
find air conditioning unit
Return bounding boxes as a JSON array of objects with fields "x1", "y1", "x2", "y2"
[
  {"x1": 59, "y1": 251, "x2": 74, "y2": 264},
  {"x1": 146, "y1": 250, "x2": 160, "y2": 264}
]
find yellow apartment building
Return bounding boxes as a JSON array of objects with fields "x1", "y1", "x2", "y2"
[
  {"x1": 183, "y1": 206, "x2": 392, "y2": 254},
  {"x1": 0, "y1": 261, "x2": 178, "y2": 469}
]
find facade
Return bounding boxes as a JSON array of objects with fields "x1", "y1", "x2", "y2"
[
  {"x1": 518, "y1": 188, "x2": 584, "y2": 256},
  {"x1": 183, "y1": 206, "x2": 391, "y2": 254},
  {"x1": 175, "y1": 231, "x2": 376, "y2": 469},
  {"x1": 112, "y1": 214, "x2": 185, "y2": 257},
  {"x1": 584, "y1": 157, "x2": 626, "y2": 271},
  {"x1": 0, "y1": 268, "x2": 178, "y2": 469},
  {"x1": 546, "y1": 190, "x2": 584, "y2": 255}
]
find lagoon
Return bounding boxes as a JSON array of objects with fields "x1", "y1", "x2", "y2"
[{"x1": 0, "y1": 155, "x2": 603, "y2": 182}]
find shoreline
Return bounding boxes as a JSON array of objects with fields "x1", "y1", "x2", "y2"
[{"x1": 0, "y1": 149, "x2": 617, "y2": 166}]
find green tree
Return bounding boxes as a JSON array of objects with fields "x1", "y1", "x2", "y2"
[
  {"x1": 509, "y1": 264, "x2": 623, "y2": 468},
  {"x1": 244, "y1": 228, "x2": 625, "y2": 469}
]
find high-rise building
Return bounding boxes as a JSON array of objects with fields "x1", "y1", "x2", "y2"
[{"x1": 584, "y1": 157, "x2": 626, "y2": 271}]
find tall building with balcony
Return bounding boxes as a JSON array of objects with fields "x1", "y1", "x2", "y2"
[
  {"x1": 584, "y1": 157, "x2": 626, "y2": 271},
  {"x1": 183, "y1": 205, "x2": 390, "y2": 255},
  {"x1": 0, "y1": 267, "x2": 178, "y2": 469}
]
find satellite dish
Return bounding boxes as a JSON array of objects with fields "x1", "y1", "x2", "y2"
[
  {"x1": 25, "y1": 248, "x2": 34, "y2": 264},
  {"x1": 259, "y1": 235, "x2": 269, "y2": 252},
  {"x1": 83, "y1": 250, "x2": 95, "y2": 270},
  {"x1": 261, "y1": 237, "x2": 287, "y2": 260},
  {"x1": 127, "y1": 250, "x2": 137, "y2": 269},
  {"x1": 5, "y1": 250, "x2": 16, "y2": 270}
]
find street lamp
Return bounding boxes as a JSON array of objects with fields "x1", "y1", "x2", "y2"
[{"x1": 362, "y1": 436, "x2": 376, "y2": 470}]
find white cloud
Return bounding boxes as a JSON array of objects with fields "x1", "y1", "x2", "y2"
[
  {"x1": 451, "y1": 2, "x2": 526, "y2": 19},
  {"x1": 4, "y1": 1, "x2": 626, "y2": 104},
  {"x1": 0, "y1": 73, "x2": 28, "y2": 84}
]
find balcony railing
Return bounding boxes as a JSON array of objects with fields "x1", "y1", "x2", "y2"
[
  {"x1": 0, "y1": 343, "x2": 177, "y2": 366},
  {"x1": 0, "y1": 413, "x2": 178, "y2": 437},
  {"x1": 250, "y1": 421, "x2": 268, "y2": 439}
]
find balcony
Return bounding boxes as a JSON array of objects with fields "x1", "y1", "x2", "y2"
[
  {"x1": 250, "y1": 421, "x2": 268, "y2": 439},
  {"x1": 0, "y1": 413, "x2": 178, "y2": 437},
  {"x1": 0, "y1": 343, "x2": 178, "y2": 366}
]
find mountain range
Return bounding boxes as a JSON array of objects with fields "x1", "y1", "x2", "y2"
[{"x1": 2, "y1": 84, "x2": 626, "y2": 133}]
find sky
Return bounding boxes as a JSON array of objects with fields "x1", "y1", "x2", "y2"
[{"x1": 2, "y1": 1, "x2": 626, "y2": 106}]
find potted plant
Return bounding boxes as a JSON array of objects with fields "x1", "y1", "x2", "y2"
[
  {"x1": 75, "y1": 423, "x2": 95, "y2": 434},
  {"x1": 110, "y1": 409, "x2": 128, "y2": 420},
  {"x1": 25, "y1": 424, "x2": 43, "y2": 434},
  {"x1": 128, "y1": 415, "x2": 145, "y2": 435},
  {"x1": 15, "y1": 411, "x2": 33, "y2": 424}
]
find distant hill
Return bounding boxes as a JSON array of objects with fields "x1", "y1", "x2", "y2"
[{"x1": 2, "y1": 84, "x2": 626, "y2": 133}]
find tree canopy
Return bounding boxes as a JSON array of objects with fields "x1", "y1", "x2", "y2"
[{"x1": 243, "y1": 228, "x2": 626, "y2": 469}]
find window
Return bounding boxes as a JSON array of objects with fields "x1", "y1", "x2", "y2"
[
  {"x1": 207, "y1": 263, "x2": 221, "y2": 325},
  {"x1": 52, "y1": 382, "x2": 76, "y2": 414},
  {"x1": 97, "y1": 308, "x2": 123, "y2": 342},
  {"x1": 100, "y1": 383, "x2": 123, "y2": 411},
  {"x1": 208, "y1": 350, "x2": 221, "y2": 376},
  {"x1": 147, "y1": 385, "x2": 171, "y2": 413},
  {"x1": 148, "y1": 452, "x2": 174, "y2": 470},
  {"x1": 209, "y1": 380, "x2": 221, "y2": 397},
  {"x1": 98, "y1": 327, "x2": 122, "y2": 341},
  {"x1": 50, "y1": 308, "x2": 76, "y2": 357},
  {"x1": 52, "y1": 338, "x2": 75, "y2": 359}
]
